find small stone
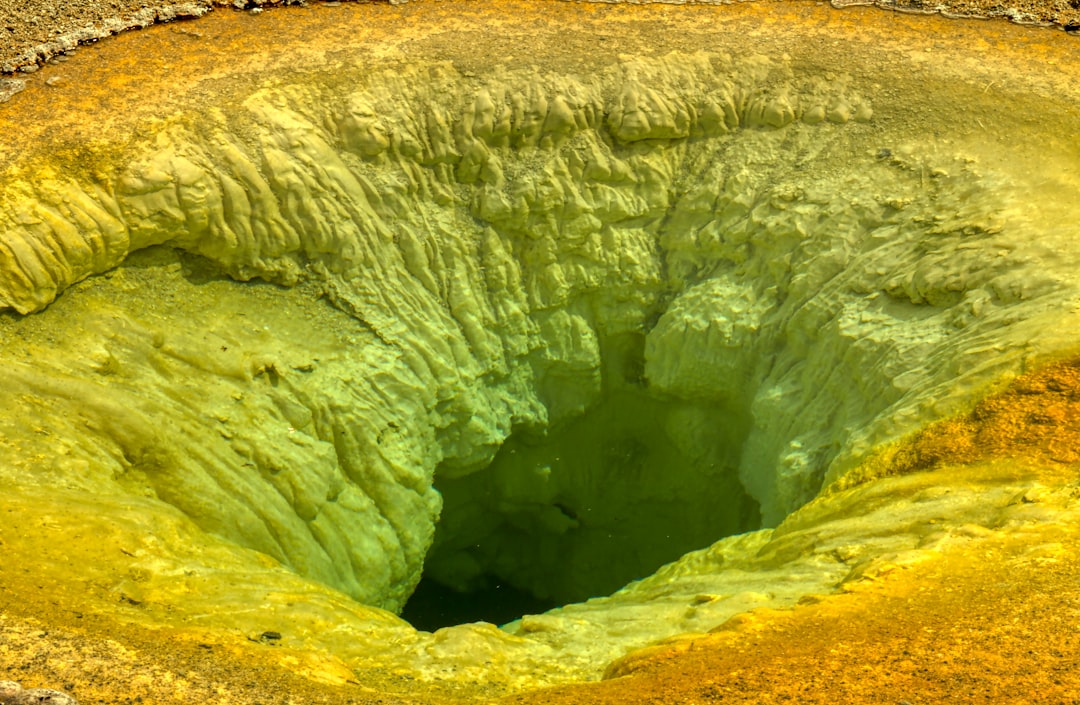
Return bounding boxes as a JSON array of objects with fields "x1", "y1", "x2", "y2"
[
  {"x1": 826, "y1": 103, "x2": 852, "y2": 124},
  {"x1": 0, "y1": 685, "x2": 79, "y2": 705},
  {"x1": 45, "y1": 76, "x2": 64, "y2": 87},
  {"x1": 762, "y1": 97, "x2": 795, "y2": 128},
  {"x1": 801, "y1": 105, "x2": 826, "y2": 124},
  {"x1": 22, "y1": 690, "x2": 77, "y2": 705},
  {"x1": 0, "y1": 78, "x2": 26, "y2": 103},
  {"x1": 250, "y1": 7, "x2": 263, "y2": 14}
]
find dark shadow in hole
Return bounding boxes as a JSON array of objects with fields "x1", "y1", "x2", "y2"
[{"x1": 400, "y1": 576, "x2": 560, "y2": 632}]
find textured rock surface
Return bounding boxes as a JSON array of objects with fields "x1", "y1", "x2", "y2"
[
  {"x1": 0, "y1": 0, "x2": 1078, "y2": 75},
  {"x1": 0, "y1": 0, "x2": 1079, "y2": 698},
  {"x1": 3, "y1": 45, "x2": 1078, "y2": 535},
  {"x1": 511, "y1": 464, "x2": 1080, "y2": 704}
]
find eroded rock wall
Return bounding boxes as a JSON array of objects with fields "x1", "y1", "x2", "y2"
[
  {"x1": 3, "y1": 51, "x2": 1079, "y2": 613},
  {"x1": 0, "y1": 0, "x2": 1079, "y2": 691}
]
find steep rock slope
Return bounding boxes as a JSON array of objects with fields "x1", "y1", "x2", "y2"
[{"x1": 0, "y1": 0, "x2": 1078, "y2": 689}]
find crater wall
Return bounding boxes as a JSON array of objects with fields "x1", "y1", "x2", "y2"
[{"x1": 1, "y1": 0, "x2": 1079, "y2": 690}]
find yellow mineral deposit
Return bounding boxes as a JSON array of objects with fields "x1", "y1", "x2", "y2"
[{"x1": 0, "y1": 1, "x2": 1078, "y2": 703}]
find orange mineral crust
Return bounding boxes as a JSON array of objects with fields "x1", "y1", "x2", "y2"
[
  {"x1": 505, "y1": 359, "x2": 1080, "y2": 704},
  {"x1": 3, "y1": 0, "x2": 1079, "y2": 163},
  {"x1": 0, "y1": 1, "x2": 1079, "y2": 704},
  {"x1": 507, "y1": 524, "x2": 1080, "y2": 705},
  {"x1": 844, "y1": 357, "x2": 1080, "y2": 484}
]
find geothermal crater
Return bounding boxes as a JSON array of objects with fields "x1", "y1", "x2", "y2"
[{"x1": 1, "y1": 1, "x2": 1079, "y2": 702}]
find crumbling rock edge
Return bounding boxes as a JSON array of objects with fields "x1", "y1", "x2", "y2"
[
  {"x1": 1, "y1": 2, "x2": 211, "y2": 75},
  {"x1": 0, "y1": 0, "x2": 374, "y2": 76}
]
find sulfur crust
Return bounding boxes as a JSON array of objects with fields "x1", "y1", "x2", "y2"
[{"x1": 0, "y1": 0, "x2": 1079, "y2": 696}]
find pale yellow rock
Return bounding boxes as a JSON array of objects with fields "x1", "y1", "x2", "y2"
[{"x1": 0, "y1": 7, "x2": 1078, "y2": 693}]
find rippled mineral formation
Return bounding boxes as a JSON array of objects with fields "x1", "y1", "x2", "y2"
[{"x1": 0, "y1": 1, "x2": 1078, "y2": 703}]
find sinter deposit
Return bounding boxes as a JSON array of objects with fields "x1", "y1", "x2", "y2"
[{"x1": 1, "y1": 0, "x2": 1078, "y2": 693}]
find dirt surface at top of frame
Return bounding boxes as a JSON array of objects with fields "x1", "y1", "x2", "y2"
[
  {"x1": 0, "y1": 0, "x2": 1077, "y2": 76},
  {"x1": 0, "y1": 0, "x2": 1077, "y2": 154}
]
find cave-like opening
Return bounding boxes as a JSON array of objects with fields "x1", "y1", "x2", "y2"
[
  {"x1": 401, "y1": 577, "x2": 561, "y2": 632},
  {"x1": 402, "y1": 331, "x2": 761, "y2": 629}
]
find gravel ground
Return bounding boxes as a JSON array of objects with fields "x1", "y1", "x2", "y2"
[
  {"x1": 0, "y1": 0, "x2": 1077, "y2": 74},
  {"x1": 0, "y1": 0, "x2": 320, "y2": 73}
]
